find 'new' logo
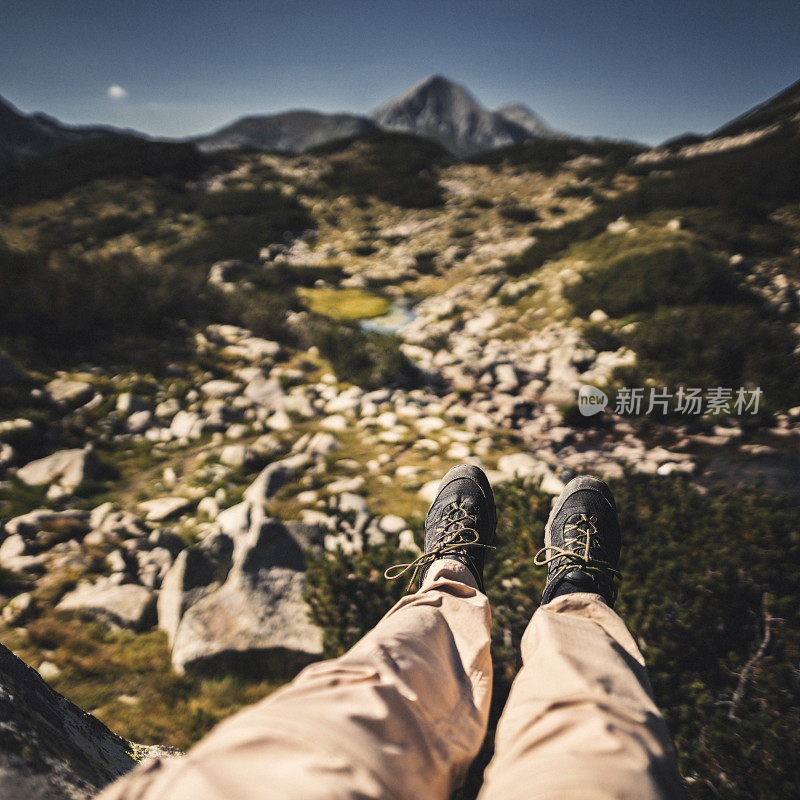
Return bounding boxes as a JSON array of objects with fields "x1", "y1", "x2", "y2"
[{"x1": 578, "y1": 385, "x2": 608, "y2": 416}]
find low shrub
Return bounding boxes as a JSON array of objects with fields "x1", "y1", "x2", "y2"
[
  {"x1": 311, "y1": 132, "x2": 451, "y2": 209},
  {"x1": 0, "y1": 246, "x2": 217, "y2": 361},
  {"x1": 499, "y1": 204, "x2": 540, "y2": 223},
  {"x1": 582, "y1": 321, "x2": 623, "y2": 352},
  {"x1": 468, "y1": 137, "x2": 644, "y2": 176},
  {"x1": 0, "y1": 136, "x2": 211, "y2": 206},
  {"x1": 564, "y1": 243, "x2": 742, "y2": 317},
  {"x1": 311, "y1": 322, "x2": 421, "y2": 391},
  {"x1": 617, "y1": 305, "x2": 800, "y2": 412}
]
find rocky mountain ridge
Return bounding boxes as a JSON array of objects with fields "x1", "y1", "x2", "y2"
[
  {"x1": 195, "y1": 110, "x2": 379, "y2": 154},
  {"x1": 369, "y1": 75, "x2": 561, "y2": 156},
  {"x1": 6, "y1": 73, "x2": 800, "y2": 170},
  {"x1": 0, "y1": 94, "x2": 137, "y2": 172}
]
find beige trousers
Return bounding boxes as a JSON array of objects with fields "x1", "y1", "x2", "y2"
[{"x1": 98, "y1": 561, "x2": 684, "y2": 800}]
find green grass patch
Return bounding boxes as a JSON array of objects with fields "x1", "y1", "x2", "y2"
[
  {"x1": 299, "y1": 288, "x2": 390, "y2": 322},
  {"x1": 2, "y1": 612, "x2": 281, "y2": 750}
]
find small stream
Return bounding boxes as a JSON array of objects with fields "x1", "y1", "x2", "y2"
[{"x1": 359, "y1": 299, "x2": 417, "y2": 334}]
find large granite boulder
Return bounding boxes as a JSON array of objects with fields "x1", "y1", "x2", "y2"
[
  {"x1": 168, "y1": 519, "x2": 323, "y2": 675},
  {"x1": 157, "y1": 531, "x2": 234, "y2": 645},
  {"x1": 0, "y1": 642, "x2": 178, "y2": 800}
]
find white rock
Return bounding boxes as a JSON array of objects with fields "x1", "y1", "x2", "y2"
[
  {"x1": 266, "y1": 409, "x2": 293, "y2": 431},
  {"x1": 497, "y1": 453, "x2": 550, "y2": 479},
  {"x1": 2, "y1": 592, "x2": 34, "y2": 625},
  {"x1": 219, "y1": 444, "x2": 251, "y2": 467},
  {"x1": 324, "y1": 394, "x2": 362, "y2": 415},
  {"x1": 225, "y1": 423, "x2": 249, "y2": 439},
  {"x1": 321, "y1": 414, "x2": 349, "y2": 432},
  {"x1": 57, "y1": 579, "x2": 156, "y2": 631},
  {"x1": 376, "y1": 412, "x2": 399, "y2": 429},
  {"x1": 155, "y1": 398, "x2": 181, "y2": 420},
  {"x1": 201, "y1": 380, "x2": 242, "y2": 398},
  {"x1": 494, "y1": 364, "x2": 518, "y2": 391},
  {"x1": 398, "y1": 530, "x2": 421, "y2": 554},
  {"x1": 379, "y1": 515, "x2": 407, "y2": 535},
  {"x1": 300, "y1": 510, "x2": 337, "y2": 529},
  {"x1": 197, "y1": 496, "x2": 220, "y2": 519},
  {"x1": 446, "y1": 443, "x2": 472, "y2": 460},
  {"x1": 244, "y1": 376, "x2": 284, "y2": 407},
  {"x1": 0, "y1": 418, "x2": 34, "y2": 439},
  {"x1": 137, "y1": 497, "x2": 191, "y2": 522},
  {"x1": 607, "y1": 216, "x2": 631, "y2": 234},
  {"x1": 416, "y1": 416, "x2": 446, "y2": 434},
  {"x1": 252, "y1": 434, "x2": 281, "y2": 455},
  {"x1": 106, "y1": 550, "x2": 129, "y2": 574},
  {"x1": 327, "y1": 476, "x2": 365, "y2": 494},
  {"x1": 227, "y1": 337, "x2": 280, "y2": 362},
  {"x1": 137, "y1": 547, "x2": 173, "y2": 589},
  {"x1": 46, "y1": 378, "x2": 93, "y2": 406},
  {"x1": 38, "y1": 661, "x2": 61, "y2": 682},
  {"x1": 539, "y1": 471, "x2": 566, "y2": 495},
  {"x1": 338, "y1": 492, "x2": 369, "y2": 515},
  {"x1": 305, "y1": 432, "x2": 340, "y2": 455},
  {"x1": 419, "y1": 480, "x2": 442, "y2": 504},
  {"x1": 378, "y1": 428, "x2": 408, "y2": 444},
  {"x1": 589, "y1": 309, "x2": 609, "y2": 323},
  {"x1": 170, "y1": 411, "x2": 204, "y2": 439},
  {"x1": 126, "y1": 410, "x2": 153, "y2": 434},
  {"x1": 17, "y1": 448, "x2": 96, "y2": 491},
  {"x1": 216, "y1": 502, "x2": 251, "y2": 538}
]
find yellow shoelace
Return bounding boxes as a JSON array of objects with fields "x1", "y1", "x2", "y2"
[
  {"x1": 533, "y1": 513, "x2": 622, "y2": 602},
  {"x1": 385, "y1": 502, "x2": 494, "y2": 590}
]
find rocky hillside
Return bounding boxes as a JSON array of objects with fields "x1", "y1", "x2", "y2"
[
  {"x1": 196, "y1": 110, "x2": 379, "y2": 154},
  {"x1": 0, "y1": 94, "x2": 134, "y2": 173},
  {"x1": 1, "y1": 82, "x2": 799, "y2": 798}
]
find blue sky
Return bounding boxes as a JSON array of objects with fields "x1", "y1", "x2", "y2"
[{"x1": 1, "y1": 1, "x2": 799, "y2": 145}]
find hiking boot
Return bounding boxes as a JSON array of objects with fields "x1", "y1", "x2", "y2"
[
  {"x1": 536, "y1": 475, "x2": 622, "y2": 607},
  {"x1": 385, "y1": 464, "x2": 496, "y2": 591}
]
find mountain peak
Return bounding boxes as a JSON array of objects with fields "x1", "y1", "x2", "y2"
[{"x1": 370, "y1": 76, "x2": 559, "y2": 156}]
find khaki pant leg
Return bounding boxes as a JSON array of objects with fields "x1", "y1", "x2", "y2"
[
  {"x1": 479, "y1": 593, "x2": 685, "y2": 800},
  {"x1": 96, "y1": 561, "x2": 493, "y2": 800}
]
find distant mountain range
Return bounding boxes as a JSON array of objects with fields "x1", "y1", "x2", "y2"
[
  {"x1": 196, "y1": 76, "x2": 561, "y2": 157},
  {"x1": 1, "y1": 74, "x2": 799, "y2": 170}
]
